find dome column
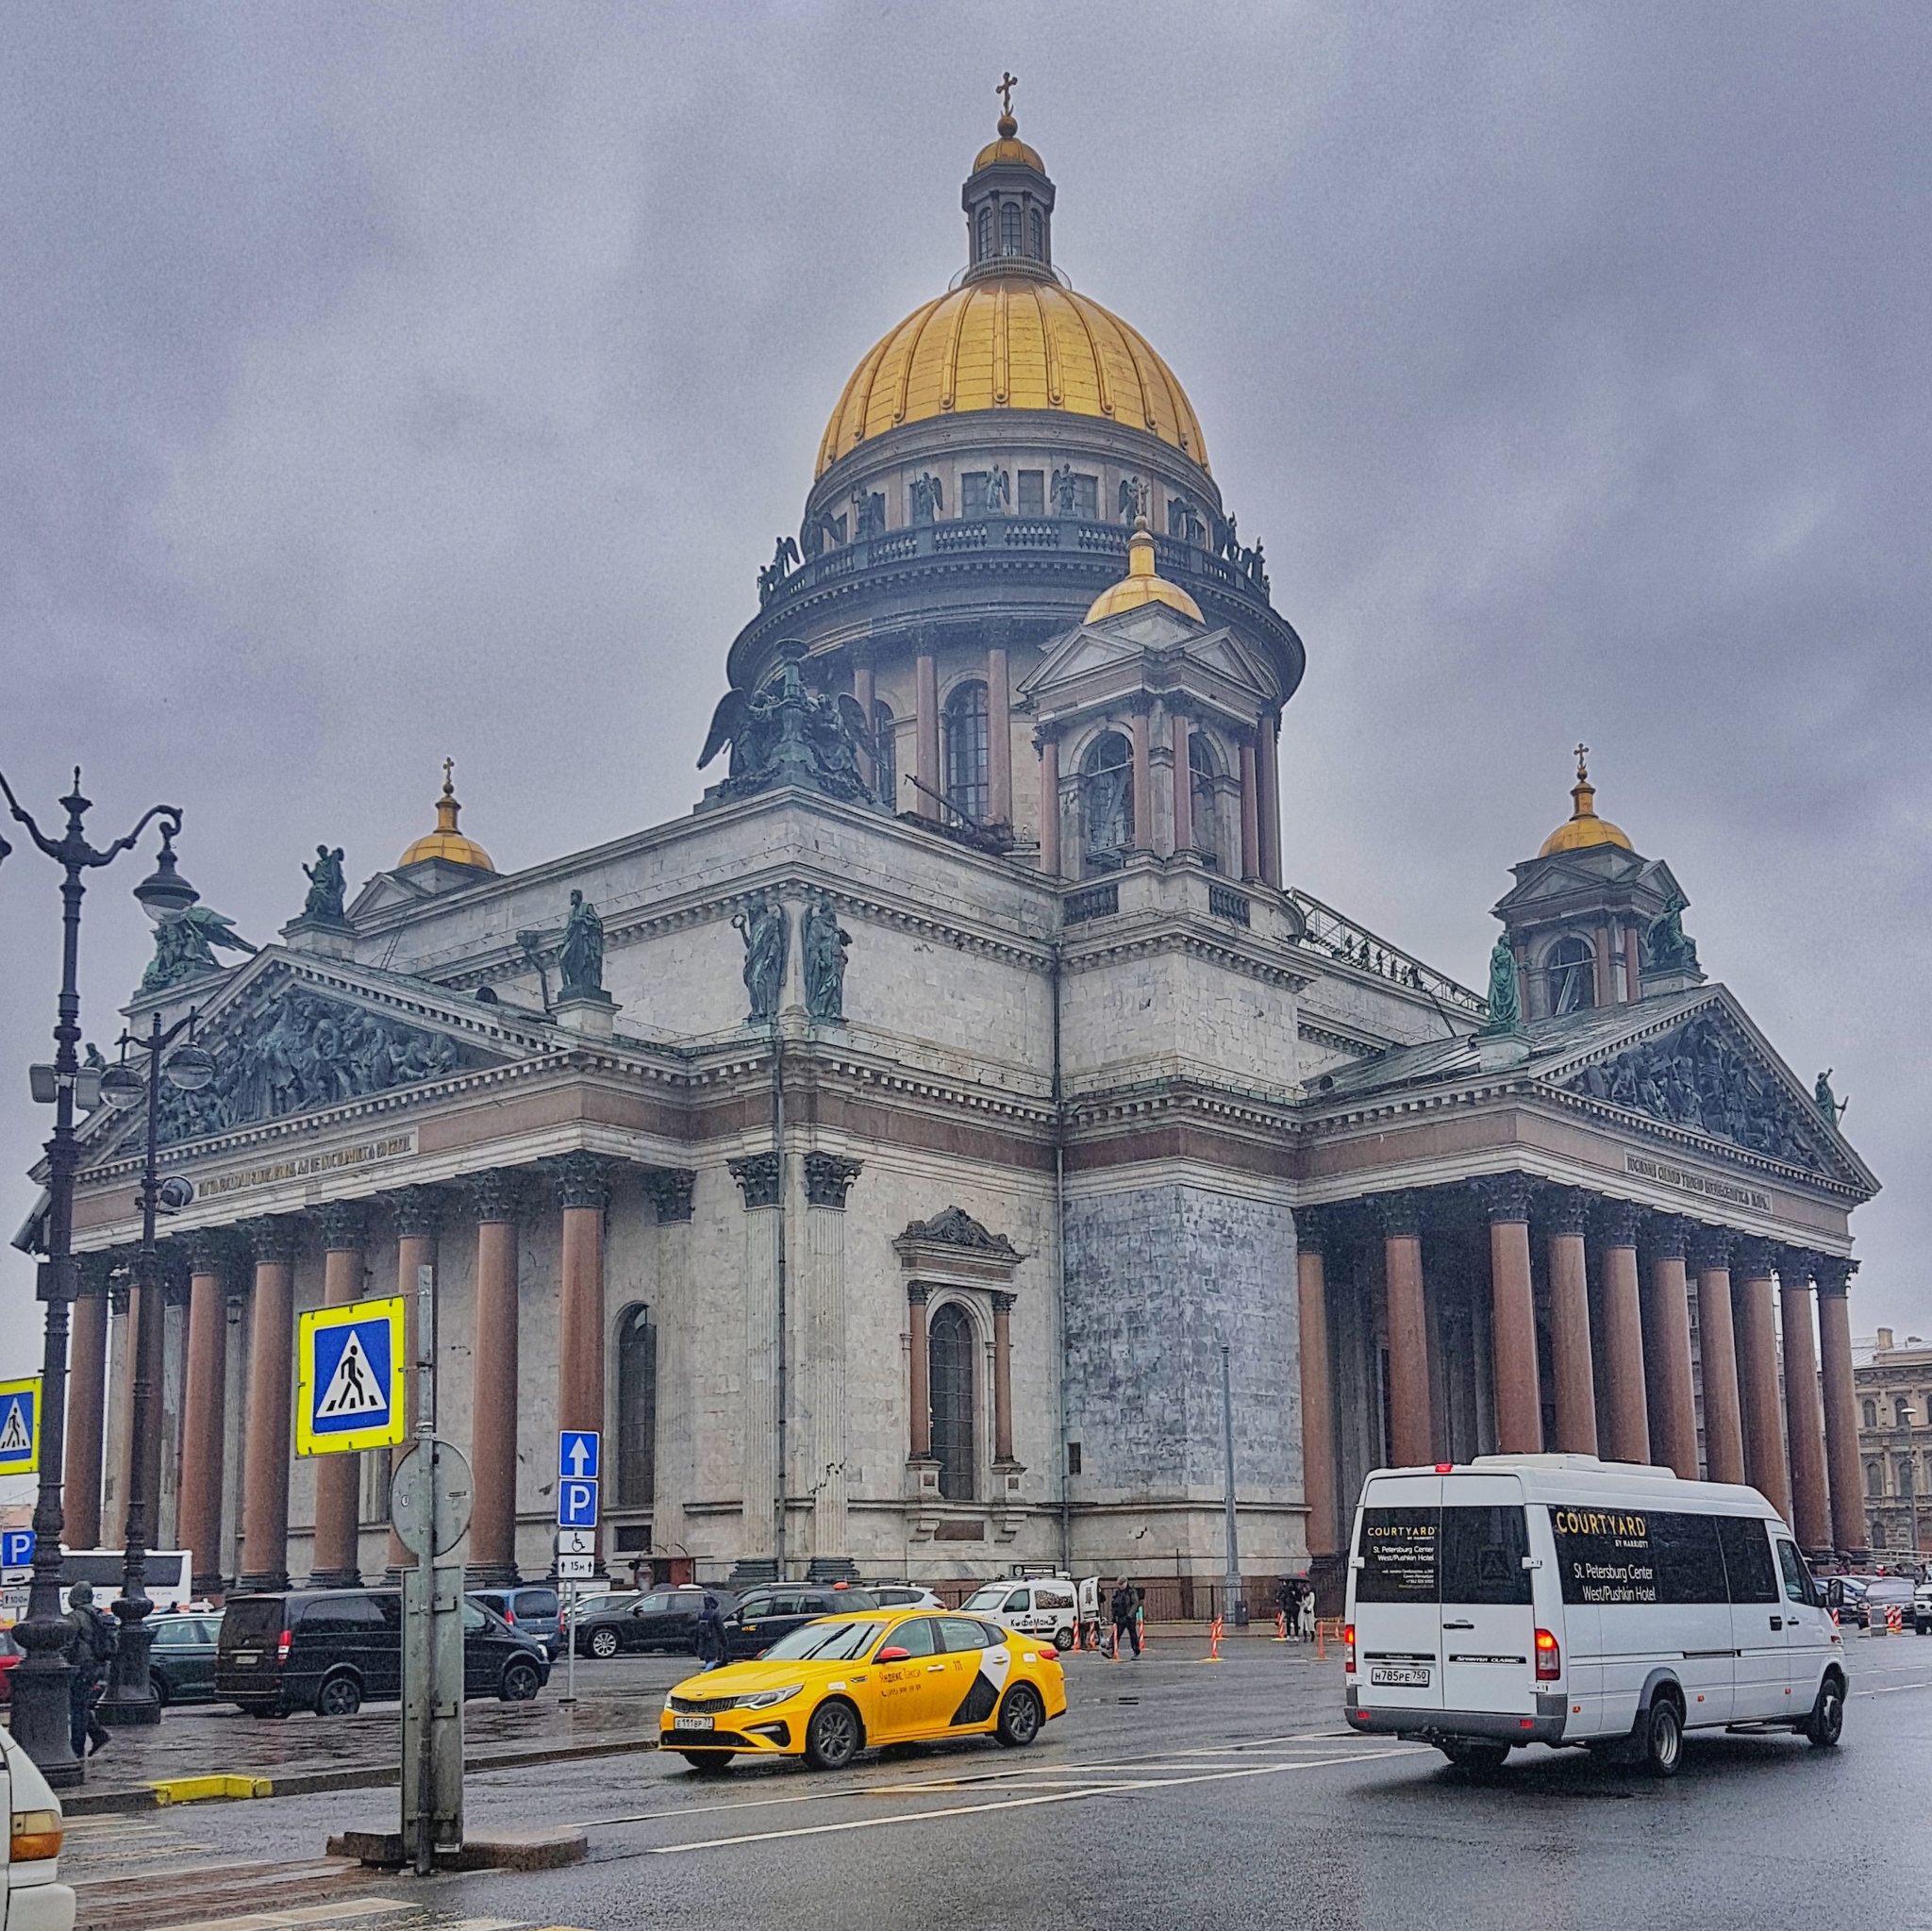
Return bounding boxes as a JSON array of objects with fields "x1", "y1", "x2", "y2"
[
  {"x1": 1036, "y1": 728, "x2": 1062, "y2": 877},
  {"x1": 850, "y1": 646, "x2": 876, "y2": 795},
  {"x1": 1129, "y1": 702, "x2": 1153, "y2": 856},
  {"x1": 1239, "y1": 732, "x2": 1261, "y2": 883},
  {"x1": 986, "y1": 633, "x2": 1013, "y2": 829},
  {"x1": 1170, "y1": 710, "x2": 1193, "y2": 856},
  {"x1": 914, "y1": 643, "x2": 940, "y2": 822},
  {"x1": 1257, "y1": 711, "x2": 1282, "y2": 889}
]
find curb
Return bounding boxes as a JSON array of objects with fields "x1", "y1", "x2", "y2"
[{"x1": 64, "y1": 1730, "x2": 664, "y2": 1817}]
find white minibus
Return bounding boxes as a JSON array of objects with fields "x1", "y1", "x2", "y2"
[
  {"x1": 58, "y1": 1551, "x2": 194, "y2": 1613},
  {"x1": 1342, "y1": 1455, "x2": 1845, "y2": 1774}
]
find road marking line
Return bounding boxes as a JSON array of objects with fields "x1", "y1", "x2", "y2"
[
  {"x1": 1854, "y1": 1677, "x2": 1932, "y2": 1697},
  {"x1": 647, "y1": 1748, "x2": 1425, "y2": 1855}
]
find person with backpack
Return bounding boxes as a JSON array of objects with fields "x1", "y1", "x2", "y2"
[{"x1": 63, "y1": 1581, "x2": 117, "y2": 1756}]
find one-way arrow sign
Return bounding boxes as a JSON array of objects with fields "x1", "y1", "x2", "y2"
[{"x1": 558, "y1": 1430, "x2": 600, "y2": 1481}]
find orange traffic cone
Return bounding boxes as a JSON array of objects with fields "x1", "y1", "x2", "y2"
[
  {"x1": 1274, "y1": 1610, "x2": 1289, "y2": 1642},
  {"x1": 1200, "y1": 1615, "x2": 1224, "y2": 1662}
]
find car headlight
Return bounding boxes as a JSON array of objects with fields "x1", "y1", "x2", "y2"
[{"x1": 736, "y1": 1684, "x2": 803, "y2": 1710}]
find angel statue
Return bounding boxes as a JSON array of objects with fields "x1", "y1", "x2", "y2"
[
  {"x1": 699, "y1": 650, "x2": 877, "y2": 807},
  {"x1": 142, "y1": 905, "x2": 258, "y2": 993},
  {"x1": 301, "y1": 844, "x2": 348, "y2": 924}
]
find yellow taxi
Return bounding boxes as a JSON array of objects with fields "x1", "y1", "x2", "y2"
[{"x1": 658, "y1": 1606, "x2": 1067, "y2": 1773}]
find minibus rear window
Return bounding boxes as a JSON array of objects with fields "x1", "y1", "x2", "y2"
[
  {"x1": 1356, "y1": 1508, "x2": 1439, "y2": 1602},
  {"x1": 1441, "y1": 1506, "x2": 1532, "y2": 1606}
]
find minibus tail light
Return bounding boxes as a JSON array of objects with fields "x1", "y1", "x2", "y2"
[
  {"x1": 1534, "y1": 1628, "x2": 1560, "y2": 1681},
  {"x1": 276, "y1": 1627, "x2": 292, "y2": 1664},
  {"x1": 1343, "y1": 1623, "x2": 1356, "y2": 1672}
]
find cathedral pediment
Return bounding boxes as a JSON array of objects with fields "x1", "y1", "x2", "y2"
[
  {"x1": 97, "y1": 950, "x2": 553, "y2": 1156},
  {"x1": 1020, "y1": 613, "x2": 1275, "y2": 707},
  {"x1": 1541, "y1": 989, "x2": 1873, "y2": 1190}
]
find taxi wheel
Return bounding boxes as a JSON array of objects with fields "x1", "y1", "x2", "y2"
[
  {"x1": 805, "y1": 1697, "x2": 863, "y2": 1771},
  {"x1": 680, "y1": 1753, "x2": 736, "y2": 1775},
  {"x1": 995, "y1": 1684, "x2": 1043, "y2": 1748}
]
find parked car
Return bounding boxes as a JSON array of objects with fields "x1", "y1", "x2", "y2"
[
  {"x1": 547, "y1": 1590, "x2": 638, "y2": 1659},
  {"x1": 469, "y1": 1585, "x2": 561, "y2": 1647},
  {"x1": 725, "y1": 1586, "x2": 879, "y2": 1660},
  {"x1": 148, "y1": 1611, "x2": 223, "y2": 1707},
  {"x1": 215, "y1": 1588, "x2": 550, "y2": 1717},
  {"x1": 0, "y1": 1626, "x2": 21, "y2": 1702},
  {"x1": 1855, "y1": 1574, "x2": 1915, "y2": 1631},
  {"x1": 1913, "y1": 1581, "x2": 1932, "y2": 1634},
  {"x1": 572, "y1": 1587, "x2": 740, "y2": 1658},
  {"x1": 868, "y1": 1585, "x2": 944, "y2": 1610}
]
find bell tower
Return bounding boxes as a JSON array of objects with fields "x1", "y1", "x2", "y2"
[{"x1": 960, "y1": 78, "x2": 1056, "y2": 282}]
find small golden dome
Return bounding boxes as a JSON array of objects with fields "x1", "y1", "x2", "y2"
[
  {"x1": 973, "y1": 135, "x2": 1046, "y2": 174},
  {"x1": 1084, "y1": 513, "x2": 1203, "y2": 624},
  {"x1": 818, "y1": 279, "x2": 1208, "y2": 477},
  {"x1": 1539, "y1": 746, "x2": 1633, "y2": 857},
  {"x1": 400, "y1": 759, "x2": 495, "y2": 871}
]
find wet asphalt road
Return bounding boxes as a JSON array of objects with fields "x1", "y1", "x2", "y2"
[{"x1": 72, "y1": 1632, "x2": 1932, "y2": 1931}]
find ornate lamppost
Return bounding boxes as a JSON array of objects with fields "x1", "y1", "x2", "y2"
[
  {"x1": 0, "y1": 769, "x2": 192, "y2": 1786},
  {"x1": 94, "y1": 1007, "x2": 214, "y2": 1723}
]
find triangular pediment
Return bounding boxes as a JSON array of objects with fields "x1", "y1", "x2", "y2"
[
  {"x1": 1495, "y1": 847, "x2": 1672, "y2": 916},
  {"x1": 1020, "y1": 613, "x2": 1275, "y2": 707},
  {"x1": 92, "y1": 949, "x2": 557, "y2": 1158},
  {"x1": 1540, "y1": 987, "x2": 1875, "y2": 1192}
]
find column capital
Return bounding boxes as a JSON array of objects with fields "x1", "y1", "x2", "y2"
[
  {"x1": 907, "y1": 1281, "x2": 931, "y2": 1307},
  {"x1": 1295, "y1": 1206, "x2": 1333, "y2": 1256},
  {"x1": 242, "y1": 1215, "x2": 302, "y2": 1266},
  {"x1": 1373, "y1": 1190, "x2": 1424, "y2": 1240},
  {"x1": 552, "y1": 1151, "x2": 611, "y2": 1213},
  {"x1": 641, "y1": 1168, "x2": 696, "y2": 1224},
  {"x1": 181, "y1": 1228, "x2": 242, "y2": 1278},
  {"x1": 1734, "y1": 1236, "x2": 1778, "y2": 1280},
  {"x1": 729, "y1": 1152, "x2": 780, "y2": 1211},
  {"x1": 1686, "y1": 1224, "x2": 1734, "y2": 1273},
  {"x1": 315, "y1": 1199, "x2": 367, "y2": 1253},
  {"x1": 1646, "y1": 1215, "x2": 1690, "y2": 1262},
  {"x1": 1593, "y1": 1198, "x2": 1642, "y2": 1248},
  {"x1": 804, "y1": 1153, "x2": 863, "y2": 1210},
  {"x1": 75, "y1": 1251, "x2": 118, "y2": 1298},
  {"x1": 1813, "y1": 1257, "x2": 1858, "y2": 1298},
  {"x1": 465, "y1": 1167, "x2": 525, "y2": 1226},
  {"x1": 1033, "y1": 721, "x2": 1065, "y2": 752},
  {"x1": 1474, "y1": 1173, "x2": 1534, "y2": 1224},
  {"x1": 1543, "y1": 1187, "x2": 1593, "y2": 1239},
  {"x1": 1776, "y1": 1248, "x2": 1818, "y2": 1292},
  {"x1": 991, "y1": 1290, "x2": 1017, "y2": 1316},
  {"x1": 385, "y1": 1186, "x2": 446, "y2": 1240}
]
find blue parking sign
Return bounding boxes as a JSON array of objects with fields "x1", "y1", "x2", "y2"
[
  {"x1": 558, "y1": 1479, "x2": 598, "y2": 1528},
  {"x1": 1, "y1": 1528, "x2": 33, "y2": 1570}
]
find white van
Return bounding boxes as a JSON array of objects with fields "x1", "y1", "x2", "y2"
[
  {"x1": 1343, "y1": 1455, "x2": 1845, "y2": 1774},
  {"x1": 959, "y1": 1577, "x2": 1079, "y2": 1650}
]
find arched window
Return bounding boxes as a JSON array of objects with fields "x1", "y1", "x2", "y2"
[
  {"x1": 614, "y1": 1304, "x2": 657, "y2": 1508},
  {"x1": 1189, "y1": 734, "x2": 1221, "y2": 871},
  {"x1": 1544, "y1": 935, "x2": 1595, "y2": 1016},
  {"x1": 1000, "y1": 201, "x2": 1021, "y2": 255},
  {"x1": 929, "y1": 1303, "x2": 976, "y2": 1501},
  {"x1": 976, "y1": 205, "x2": 993, "y2": 261},
  {"x1": 944, "y1": 681, "x2": 990, "y2": 824},
  {"x1": 873, "y1": 701, "x2": 897, "y2": 810},
  {"x1": 1898, "y1": 1398, "x2": 1915, "y2": 1428},
  {"x1": 1867, "y1": 1459, "x2": 1885, "y2": 1498},
  {"x1": 1865, "y1": 1399, "x2": 1880, "y2": 1429},
  {"x1": 1028, "y1": 208, "x2": 1043, "y2": 259},
  {"x1": 1081, "y1": 730, "x2": 1133, "y2": 875}
]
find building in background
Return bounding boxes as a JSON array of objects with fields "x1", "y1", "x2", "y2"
[{"x1": 1855, "y1": 1328, "x2": 1932, "y2": 1557}]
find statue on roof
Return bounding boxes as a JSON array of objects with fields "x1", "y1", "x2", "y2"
[
  {"x1": 301, "y1": 844, "x2": 348, "y2": 925},
  {"x1": 1814, "y1": 1069, "x2": 1847, "y2": 1129},
  {"x1": 1646, "y1": 891, "x2": 1699, "y2": 974},
  {"x1": 734, "y1": 893, "x2": 789, "y2": 1025},
  {"x1": 699, "y1": 646, "x2": 877, "y2": 807},
  {"x1": 1477, "y1": 935, "x2": 1523, "y2": 1036},
  {"x1": 802, "y1": 895, "x2": 851, "y2": 1024},
  {"x1": 558, "y1": 890, "x2": 607, "y2": 1002},
  {"x1": 142, "y1": 905, "x2": 258, "y2": 993}
]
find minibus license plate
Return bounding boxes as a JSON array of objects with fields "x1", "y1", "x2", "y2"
[
  {"x1": 231, "y1": 1652, "x2": 259, "y2": 1667},
  {"x1": 1370, "y1": 1664, "x2": 1430, "y2": 1688},
  {"x1": 673, "y1": 1715, "x2": 714, "y2": 1731}
]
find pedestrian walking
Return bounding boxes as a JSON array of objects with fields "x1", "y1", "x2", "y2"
[
  {"x1": 1109, "y1": 1577, "x2": 1141, "y2": 1658},
  {"x1": 694, "y1": 1589, "x2": 728, "y2": 1673},
  {"x1": 1274, "y1": 1575, "x2": 1304, "y2": 1639},
  {"x1": 63, "y1": 1582, "x2": 116, "y2": 1757}
]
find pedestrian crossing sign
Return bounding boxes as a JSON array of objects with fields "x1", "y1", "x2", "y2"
[
  {"x1": 295, "y1": 1295, "x2": 406, "y2": 1456},
  {"x1": 0, "y1": 1377, "x2": 41, "y2": 1475}
]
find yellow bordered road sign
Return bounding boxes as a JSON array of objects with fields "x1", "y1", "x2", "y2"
[
  {"x1": 0, "y1": 1376, "x2": 42, "y2": 1475},
  {"x1": 295, "y1": 1295, "x2": 406, "y2": 1456}
]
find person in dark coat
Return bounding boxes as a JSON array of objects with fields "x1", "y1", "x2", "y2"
[
  {"x1": 63, "y1": 1582, "x2": 116, "y2": 1756},
  {"x1": 1109, "y1": 1578, "x2": 1141, "y2": 1658},
  {"x1": 695, "y1": 1590, "x2": 728, "y2": 1672}
]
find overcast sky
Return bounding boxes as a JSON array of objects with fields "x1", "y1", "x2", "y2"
[{"x1": 4, "y1": 4, "x2": 1928, "y2": 1444}]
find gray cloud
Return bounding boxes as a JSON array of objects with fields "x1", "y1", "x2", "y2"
[{"x1": 4, "y1": 2, "x2": 1928, "y2": 1406}]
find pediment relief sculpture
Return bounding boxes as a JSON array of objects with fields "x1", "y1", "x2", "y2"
[
  {"x1": 153, "y1": 984, "x2": 474, "y2": 1146},
  {"x1": 1561, "y1": 1012, "x2": 1822, "y2": 1172}
]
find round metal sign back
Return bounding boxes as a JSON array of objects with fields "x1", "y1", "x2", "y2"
[{"x1": 391, "y1": 1439, "x2": 474, "y2": 1558}]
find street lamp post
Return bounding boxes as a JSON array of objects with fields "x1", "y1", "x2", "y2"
[
  {"x1": 95, "y1": 1009, "x2": 214, "y2": 1724},
  {"x1": 0, "y1": 770, "x2": 191, "y2": 1786}
]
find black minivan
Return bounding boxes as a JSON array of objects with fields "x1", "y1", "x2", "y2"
[{"x1": 216, "y1": 1587, "x2": 549, "y2": 1717}]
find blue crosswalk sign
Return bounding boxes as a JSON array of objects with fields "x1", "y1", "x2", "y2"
[
  {"x1": 295, "y1": 1295, "x2": 406, "y2": 1457},
  {"x1": 0, "y1": 1378, "x2": 41, "y2": 1476},
  {"x1": 558, "y1": 1431, "x2": 600, "y2": 1481},
  {"x1": 558, "y1": 1479, "x2": 598, "y2": 1528}
]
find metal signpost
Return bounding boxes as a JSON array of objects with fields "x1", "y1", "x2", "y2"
[{"x1": 556, "y1": 1433, "x2": 599, "y2": 1711}]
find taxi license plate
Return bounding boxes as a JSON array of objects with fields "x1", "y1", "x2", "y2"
[
  {"x1": 1370, "y1": 1665, "x2": 1430, "y2": 1688},
  {"x1": 673, "y1": 1715, "x2": 714, "y2": 1731}
]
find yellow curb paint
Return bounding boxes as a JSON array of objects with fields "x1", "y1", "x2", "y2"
[{"x1": 150, "y1": 1773, "x2": 275, "y2": 1805}]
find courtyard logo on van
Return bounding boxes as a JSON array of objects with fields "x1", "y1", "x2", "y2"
[
  {"x1": 1550, "y1": 1508, "x2": 1659, "y2": 1606},
  {"x1": 1551, "y1": 1509, "x2": 1646, "y2": 1539}
]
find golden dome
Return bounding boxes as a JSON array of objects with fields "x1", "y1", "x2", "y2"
[
  {"x1": 1085, "y1": 514, "x2": 1203, "y2": 624},
  {"x1": 1539, "y1": 748, "x2": 1633, "y2": 857},
  {"x1": 400, "y1": 760, "x2": 495, "y2": 872},
  {"x1": 974, "y1": 135, "x2": 1045, "y2": 174},
  {"x1": 816, "y1": 278, "x2": 1209, "y2": 477}
]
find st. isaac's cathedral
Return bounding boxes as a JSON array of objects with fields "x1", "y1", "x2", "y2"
[{"x1": 49, "y1": 101, "x2": 1878, "y2": 1609}]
